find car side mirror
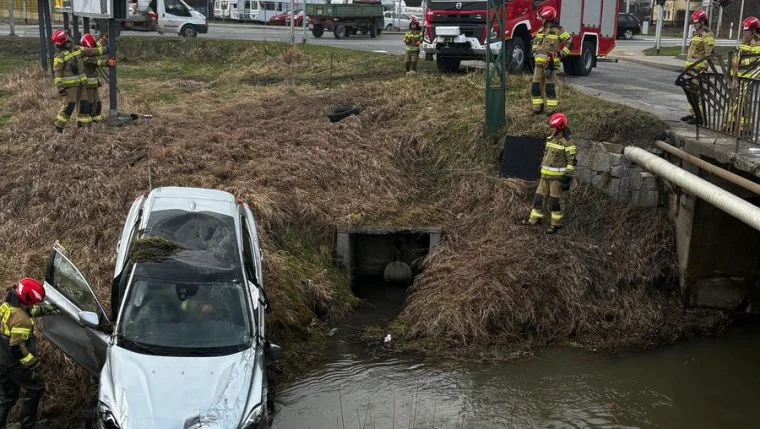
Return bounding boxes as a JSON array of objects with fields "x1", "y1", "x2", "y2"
[
  {"x1": 78, "y1": 311, "x2": 100, "y2": 329},
  {"x1": 266, "y1": 342, "x2": 282, "y2": 362}
]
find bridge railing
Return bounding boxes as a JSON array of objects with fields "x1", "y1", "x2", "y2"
[{"x1": 675, "y1": 52, "x2": 760, "y2": 144}]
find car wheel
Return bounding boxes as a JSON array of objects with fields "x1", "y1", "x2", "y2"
[
  {"x1": 385, "y1": 23, "x2": 392, "y2": 30},
  {"x1": 624, "y1": 29, "x2": 633, "y2": 40},
  {"x1": 180, "y1": 25, "x2": 198, "y2": 37}
]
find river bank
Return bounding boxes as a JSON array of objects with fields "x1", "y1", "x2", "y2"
[{"x1": 0, "y1": 37, "x2": 734, "y2": 426}]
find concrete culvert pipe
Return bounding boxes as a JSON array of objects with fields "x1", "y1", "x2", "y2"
[
  {"x1": 383, "y1": 260, "x2": 413, "y2": 285},
  {"x1": 624, "y1": 146, "x2": 760, "y2": 232}
]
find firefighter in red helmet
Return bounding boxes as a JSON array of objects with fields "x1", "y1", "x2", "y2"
[
  {"x1": 681, "y1": 9, "x2": 714, "y2": 125},
  {"x1": 0, "y1": 278, "x2": 59, "y2": 429},
  {"x1": 80, "y1": 32, "x2": 117, "y2": 124},
  {"x1": 525, "y1": 112, "x2": 577, "y2": 234},
  {"x1": 52, "y1": 28, "x2": 108, "y2": 133},
  {"x1": 404, "y1": 16, "x2": 423, "y2": 74},
  {"x1": 531, "y1": 6, "x2": 573, "y2": 115}
]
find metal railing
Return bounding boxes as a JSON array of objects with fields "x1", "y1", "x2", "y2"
[{"x1": 675, "y1": 51, "x2": 760, "y2": 143}]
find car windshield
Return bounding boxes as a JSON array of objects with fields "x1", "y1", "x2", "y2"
[{"x1": 116, "y1": 209, "x2": 253, "y2": 356}]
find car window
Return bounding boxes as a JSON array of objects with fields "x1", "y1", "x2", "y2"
[
  {"x1": 48, "y1": 251, "x2": 100, "y2": 314},
  {"x1": 165, "y1": 0, "x2": 191, "y2": 16}
]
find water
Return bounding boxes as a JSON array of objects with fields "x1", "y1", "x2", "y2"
[{"x1": 271, "y1": 281, "x2": 760, "y2": 429}]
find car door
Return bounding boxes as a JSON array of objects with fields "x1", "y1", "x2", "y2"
[{"x1": 42, "y1": 247, "x2": 110, "y2": 377}]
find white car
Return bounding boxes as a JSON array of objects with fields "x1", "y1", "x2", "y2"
[
  {"x1": 383, "y1": 11, "x2": 417, "y2": 31},
  {"x1": 42, "y1": 187, "x2": 280, "y2": 429}
]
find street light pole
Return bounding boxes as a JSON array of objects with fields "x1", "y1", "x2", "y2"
[
  {"x1": 680, "y1": 2, "x2": 690, "y2": 56},
  {"x1": 289, "y1": 0, "x2": 295, "y2": 44},
  {"x1": 655, "y1": 3, "x2": 664, "y2": 55},
  {"x1": 9, "y1": 0, "x2": 16, "y2": 36}
]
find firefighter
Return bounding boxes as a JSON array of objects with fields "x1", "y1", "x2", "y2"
[
  {"x1": 52, "y1": 28, "x2": 107, "y2": 133},
  {"x1": 726, "y1": 16, "x2": 760, "y2": 134},
  {"x1": 80, "y1": 32, "x2": 117, "y2": 124},
  {"x1": 680, "y1": 9, "x2": 715, "y2": 125},
  {"x1": 525, "y1": 113, "x2": 576, "y2": 234},
  {"x1": 404, "y1": 16, "x2": 423, "y2": 74},
  {"x1": 531, "y1": 6, "x2": 572, "y2": 115},
  {"x1": 0, "y1": 278, "x2": 59, "y2": 429}
]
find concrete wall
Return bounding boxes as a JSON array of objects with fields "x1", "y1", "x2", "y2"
[{"x1": 574, "y1": 139, "x2": 661, "y2": 207}]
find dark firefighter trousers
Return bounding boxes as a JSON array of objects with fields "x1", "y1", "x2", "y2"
[
  {"x1": 531, "y1": 63, "x2": 558, "y2": 113},
  {"x1": 55, "y1": 84, "x2": 92, "y2": 129},
  {"x1": 0, "y1": 363, "x2": 45, "y2": 429},
  {"x1": 529, "y1": 178, "x2": 566, "y2": 227}
]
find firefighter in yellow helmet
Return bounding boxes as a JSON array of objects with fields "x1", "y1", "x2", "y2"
[
  {"x1": 681, "y1": 9, "x2": 714, "y2": 125},
  {"x1": 0, "y1": 278, "x2": 59, "y2": 429},
  {"x1": 726, "y1": 16, "x2": 760, "y2": 134},
  {"x1": 80, "y1": 32, "x2": 117, "y2": 124},
  {"x1": 525, "y1": 113, "x2": 577, "y2": 234},
  {"x1": 51, "y1": 28, "x2": 107, "y2": 133},
  {"x1": 531, "y1": 6, "x2": 572, "y2": 115},
  {"x1": 404, "y1": 16, "x2": 423, "y2": 74}
]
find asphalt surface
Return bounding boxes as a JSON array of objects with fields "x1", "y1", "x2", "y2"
[{"x1": 0, "y1": 23, "x2": 721, "y2": 122}]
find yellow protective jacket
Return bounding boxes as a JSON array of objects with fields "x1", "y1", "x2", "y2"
[
  {"x1": 0, "y1": 302, "x2": 44, "y2": 368},
  {"x1": 404, "y1": 30, "x2": 423, "y2": 51},
  {"x1": 53, "y1": 45, "x2": 107, "y2": 92},
  {"x1": 532, "y1": 23, "x2": 572, "y2": 67},
  {"x1": 539, "y1": 133, "x2": 577, "y2": 179},
  {"x1": 735, "y1": 35, "x2": 760, "y2": 79},
  {"x1": 686, "y1": 27, "x2": 715, "y2": 68},
  {"x1": 82, "y1": 39, "x2": 110, "y2": 89}
]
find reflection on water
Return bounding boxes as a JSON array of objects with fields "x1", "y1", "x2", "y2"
[{"x1": 272, "y1": 281, "x2": 760, "y2": 428}]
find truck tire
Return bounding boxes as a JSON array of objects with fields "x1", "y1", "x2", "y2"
[
  {"x1": 507, "y1": 37, "x2": 526, "y2": 75},
  {"x1": 577, "y1": 40, "x2": 595, "y2": 76},
  {"x1": 180, "y1": 24, "x2": 198, "y2": 37},
  {"x1": 350, "y1": 27, "x2": 358, "y2": 35},
  {"x1": 312, "y1": 24, "x2": 324, "y2": 38},
  {"x1": 436, "y1": 57, "x2": 460, "y2": 74},
  {"x1": 369, "y1": 19, "x2": 377, "y2": 38},
  {"x1": 334, "y1": 23, "x2": 346, "y2": 39}
]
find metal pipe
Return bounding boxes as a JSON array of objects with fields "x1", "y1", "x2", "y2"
[
  {"x1": 624, "y1": 146, "x2": 760, "y2": 232},
  {"x1": 654, "y1": 140, "x2": 760, "y2": 197}
]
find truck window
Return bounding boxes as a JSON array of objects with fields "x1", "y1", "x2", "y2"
[{"x1": 165, "y1": 0, "x2": 192, "y2": 16}]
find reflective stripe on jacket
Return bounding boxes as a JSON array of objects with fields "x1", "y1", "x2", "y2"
[
  {"x1": 533, "y1": 24, "x2": 572, "y2": 66},
  {"x1": 0, "y1": 302, "x2": 37, "y2": 368},
  {"x1": 686, "y1": 28, "x2": 715, "y2": 68},
  {"x1": 404, "y1": 30, "x2": 423, "y2": 51},
  {"x1": 540, "y1": 135, "x2": 577, "y2": 179}
]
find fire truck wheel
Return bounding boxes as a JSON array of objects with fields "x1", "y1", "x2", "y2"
[
  {"x1": 508, "y1": 37, "x2": 526, "y2": 75},
  {"x1": 578, "y1": 40, "x2": 594, "y2": 76}
]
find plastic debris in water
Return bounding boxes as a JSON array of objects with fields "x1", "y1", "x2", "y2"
[{"x1": 384, "y1": 334, "x2": 392, "y2": 345}]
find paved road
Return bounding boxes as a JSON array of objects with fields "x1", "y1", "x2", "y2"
[{"x1": 0, "y1": 23, "x2": 696, "y2": 122}]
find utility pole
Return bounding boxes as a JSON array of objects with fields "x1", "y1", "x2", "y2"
[
  {"x1": 484, "y1": 0, "x2": 506, "y2": 136},
  {"x1": 289, "y1": 0, "x2": 295, "y2": 44},
  {"x1": 9, "y1": 0, "x2": 17, "y2": 36},
  {"x1": 654, "y1": 1, "x2": 664, "y2": 55}
]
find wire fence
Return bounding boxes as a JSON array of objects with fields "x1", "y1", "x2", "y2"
[{"x1": 676, "y1": 51, "x2": 760, "y2": 144}]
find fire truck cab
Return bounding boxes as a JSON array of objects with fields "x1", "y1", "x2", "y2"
[{"x1": 422, "y1": 0, "x2": 618, "y2": 76}]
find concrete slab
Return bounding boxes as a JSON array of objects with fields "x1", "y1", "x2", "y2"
[{"x1": 667, "y1": 125, "x2": 760, "y2": 179}]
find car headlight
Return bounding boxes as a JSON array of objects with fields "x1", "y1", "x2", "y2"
[
  {"x1": 99, "y1": 402, "x2": 121, "y2": 429},
  {"x1": 239, "y1": 403, "x2": 264, "y2": 429}
]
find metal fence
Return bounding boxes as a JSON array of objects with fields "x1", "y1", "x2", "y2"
[{"x1": 676, "y1": 52, "x2": 760, "y2": 143}]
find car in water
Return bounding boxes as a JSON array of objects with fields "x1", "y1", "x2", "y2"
[
  {"x1": 41, "y1": 186, "x2": 280, "y2": 429},
  {"x1": 617, "y1": 12, "x2": 641, "y2": 40}
]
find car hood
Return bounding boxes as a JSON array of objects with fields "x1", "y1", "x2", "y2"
[{"x1": 100, "y1": 346, "x2": 262, "y2": 429}]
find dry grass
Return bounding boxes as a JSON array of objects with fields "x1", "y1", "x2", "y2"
[{"x1": 0, "y1": 36, "x2": 725, "y2": 426}]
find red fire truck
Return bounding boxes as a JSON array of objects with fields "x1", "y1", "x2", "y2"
[{"x1": 421, "y1": 0, "x2": 618, "y2": 75}]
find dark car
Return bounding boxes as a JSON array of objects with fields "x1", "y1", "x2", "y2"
[{"x1": 618, "y1": 13, "x2": 641, "y2": 40}]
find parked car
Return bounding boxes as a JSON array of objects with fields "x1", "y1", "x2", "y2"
[
  {"x1": 618, "y1": 12, "x2": 641, "y2": 40},
  {"x1": 383, "y1": 11, "x2": 416, "y2": 31},
  {"x1": 41, "y1": 186, "x2": 280, "y2": 429},
  {"x1": 269, "y1": 9, "x2": 305, "y2": 25}
]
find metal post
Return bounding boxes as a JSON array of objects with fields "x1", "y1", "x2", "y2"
[
  {"x1": 289, "y1": 0, "x2": 294, "y2": 44},
  {"x1": 736, "y1": 0, "x2": 745, "y2": 46},
  {"x1": 655, "y1": 3, "x2": 664, "y2": 55},
  {"x1": 302, "y1": 1, "x2": 306, "y2": 44},
  {"x1": 9, "y1": 0, "x2": 17, "y2": 36},
  {"x1": 396, "y1": 0, "x2": 400, "y2": 30},
  {"x1": 626, "y1": 0, "x2": 630, "y2": 14},
  {"x1": 63, "y1": 12, "x2": 70, "y2": 33},
  {"x1": 43, "y1": 0, "x2": 54, "y2": 69},
  {"x1": 716, "y1": 5, "x2": 723, "y2": 38},
  {"x1": 37, "y1": 0, "x2": 48, "y2": 71},
  {"x1": 484, "y1": 0, "x2": 506, "y2": 136},
  {"x1": 107, "y1": 18, "x2": 118, "y2": 117},
  {"x1": 83, "y1": 17, "x2": 89, "y2": 34},
  {"x1": 680, "y1": 2, "x2": 690, "y2": 56},
  {"x1": 73, "y1": 13, "x2": 81, "y2": 41}
]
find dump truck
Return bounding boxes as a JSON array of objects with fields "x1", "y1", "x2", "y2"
[{"x1": 306, "y1": 0, "x2": 385, "y2": 39}]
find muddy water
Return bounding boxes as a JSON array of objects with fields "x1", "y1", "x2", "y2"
[{"x1": 271, "y1": 281, "x2": 760, "y2": 429}]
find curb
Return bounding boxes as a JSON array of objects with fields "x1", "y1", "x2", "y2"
[{"x1": 617, "y1": 55, "x2": 683, "y2": 73}]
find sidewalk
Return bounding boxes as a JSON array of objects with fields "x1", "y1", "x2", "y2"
[{"x1": 609, "y1": 50, "x2": 684, "y2": 73}]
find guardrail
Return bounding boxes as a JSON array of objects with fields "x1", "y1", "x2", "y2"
[{"x1": 675, "y1": 51, "x2": 760, "y2": 143}]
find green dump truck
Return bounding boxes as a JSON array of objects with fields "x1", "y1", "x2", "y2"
[{"x1": 305, "y1": 1, "x2": 384, "y2": 39}]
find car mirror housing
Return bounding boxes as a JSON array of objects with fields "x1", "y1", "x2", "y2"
[
  {"x1": 79, "y1": 311, "x2": 100, "y2": 329},
  {"x1": 266, "y1": 342, "x2": 282, "y2": 362}
]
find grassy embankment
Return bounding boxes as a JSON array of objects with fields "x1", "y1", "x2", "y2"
[{"x1": 0, "y1": 36, "x2": 729, "y2": 427}]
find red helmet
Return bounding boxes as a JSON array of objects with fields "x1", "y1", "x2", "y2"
[
  {"x1": 410, "y1": 15, "x2": 420, "y2": 30},
  {"x1": 539, "y1": 6, "x2": 558, "y2": 22},
  {"x1": 52, "y1": 29, "x2": 70, "y2": 47},
  {"x1": 80, "y1": 33, "x2": 97, "y2": 48},
  {"x1": 15, "y1": 278, "x2": 45, "y2": 306},
  {"x1": 548, "y1": 112, "x2": 568, "y2": 130},
  {"x1": 742, "y1": 16, "x2": 760, "y2": 31},
  {"x1": 691, "y1": 9, "x2": 708, "y2": 24}
]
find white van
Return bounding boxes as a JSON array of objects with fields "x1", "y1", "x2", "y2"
[{"x1": 123, "y1": 0, "x2": 208, "y2": 37}]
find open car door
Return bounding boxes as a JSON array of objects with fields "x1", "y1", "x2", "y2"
[{"x1": 42, "y1": 246, "x2": 110, "y2": 377}]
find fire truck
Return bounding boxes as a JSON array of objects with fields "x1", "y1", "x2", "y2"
[{"x1": 421, "y1": 0, "x2": 618, "y2": 75}]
